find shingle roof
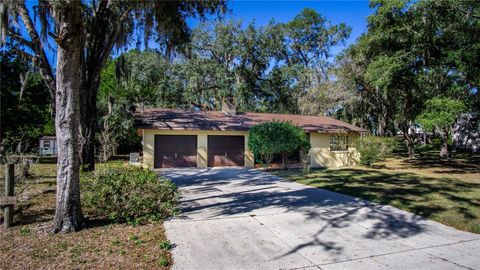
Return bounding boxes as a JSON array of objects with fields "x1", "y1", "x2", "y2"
[{"x1": 134, "y1": 109, "x2": 368, "y2": 134}]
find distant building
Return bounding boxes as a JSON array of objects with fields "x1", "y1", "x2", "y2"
[
  {"x1": 453, "y1": 113, "x2": 480, "y2": 153},
  {"x1": 39, "y1": 136, "x2": 57, "y2": 155}
]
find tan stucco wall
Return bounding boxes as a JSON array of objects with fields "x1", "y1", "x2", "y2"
[
  {"x1": 309, "y1": 133, "x2": 359, "y2": 168},
  {"x1": 140, "y1": 129, "x2": 358, "y2": 169},
  {"x1": 141, "y1": 129, "x2": 254, "y2": 168}
]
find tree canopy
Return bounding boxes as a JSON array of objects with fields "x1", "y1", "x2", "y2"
[
  {"x1": 416, "y1": 97, "x2": 466, "y2": 157},
  {"x1": 417, "y1": 98, "x2": 467, "y2": 133},
  {"x1": 101, "y1": 9, "x2": 351, "y2": 114},
  {"x1": 332, "y1": 0, "x2": 480, "y2": 157},
  {"x1": 0, "y1": 51, "x2": 53, "y2": 154}
]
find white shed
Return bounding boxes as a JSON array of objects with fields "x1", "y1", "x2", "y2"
[{"x1": 39, "y1": 136, "x2": 57, "y2": 155}]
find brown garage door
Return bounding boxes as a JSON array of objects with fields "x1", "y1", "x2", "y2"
[
  {"x1": 208, "y1": 135, "x2": 245, "y2": 167},
  {"x1": 154, "y1": 135, "x2": 197, "y2": 168}
]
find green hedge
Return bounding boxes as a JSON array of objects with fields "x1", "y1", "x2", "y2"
[{"x1": 355, "y1": 136, "x2": 396, "y2": 166}]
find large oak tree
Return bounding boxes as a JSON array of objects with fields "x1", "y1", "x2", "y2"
[
  {"x1": 334, "y1": 0, "x2": 479, "y2": 158},
  {"x1": 1, "y1": 0, "x2": 225, "y2": 233}
]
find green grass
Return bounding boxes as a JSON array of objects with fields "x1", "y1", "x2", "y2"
[{"x1": 273, "y1": 163, "x2": 480, "y2": 234}]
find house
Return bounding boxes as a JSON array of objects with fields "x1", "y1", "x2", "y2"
[
  {"x1": 454, "y1": 113, "x2": 480, "y2": 153},
  {"x1": 134, "y1": 108, "x2": 368, "y2": 169},
  {"x1": 39, "y1": 136, "x2": 57, "y2": 155}
]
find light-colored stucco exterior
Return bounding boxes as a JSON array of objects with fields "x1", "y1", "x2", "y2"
[
  {"x1": 141, "y1": 129, "x2": 254, "y2": 168},
  {"x1": 140, "y1": 129, "x2": 359, "y2": 169},
  {"x1": 309, "y1": 133, "x2": 359, "y2": 168}
]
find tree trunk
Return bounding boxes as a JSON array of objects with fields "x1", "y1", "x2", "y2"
[
  {"x1": 402, "y1": 127, "x2": 415, "y2": 159},
  {"x1": 78, "y1": 5, "x2": 121, "y2": 172},
  {"x1": 378, "y1": 114, "x2": 387, "y2": 136},
  {"x1": 79, "y1": 75, "x2": 100, "y2": 172},
  {"x1": 440, "y1": 128, "x2": 449, "y2": 159},
  {"x1": 281, "y1": 152, "x2": 288, "y2": 170},
  {"x1": 52, "y1": 2, "x2": 84, "y2": 233}
]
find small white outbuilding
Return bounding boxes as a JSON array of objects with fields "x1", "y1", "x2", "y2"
[{"x1": 39, "y1": 136, "x2": 57, "y2": 155}]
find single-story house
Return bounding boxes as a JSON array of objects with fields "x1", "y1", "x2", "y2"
[
  {"x1": 134, "y1": 108, "x2": 368, "y2": 169},
  {"x1": 39, "y1": 136, "x2": 57, "y2": 156}
]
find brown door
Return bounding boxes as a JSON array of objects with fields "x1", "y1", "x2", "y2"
[
  {"x1": 208, "y1": 135, "x2": 245, "y2": 167},
  {"x1": 154, "y1": 135, "x2": 197, "y2": 168}
]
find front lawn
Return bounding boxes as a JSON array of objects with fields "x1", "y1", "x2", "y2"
[
  {"x1": 0, "y1": 162, "x2": 174, "y2": 269},
  {"x1": 273, "y1": 156, "x2": 480, "y2": 234}
]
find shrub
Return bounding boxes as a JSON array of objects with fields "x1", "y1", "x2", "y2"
[
  {"x1": 248, "y1": 121, "x2": 310, "y2": 170},
  {"x1": 81, "y1": 164, "x2": 178, "y2": 224},
  {"x1": 355, "y1": 136, "x2": 395, "y2": 166}
]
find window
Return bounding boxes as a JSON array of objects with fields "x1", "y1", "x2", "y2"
[
  {"x1": 44, "y1": 140, "x2": 51, "y2": 148},
  {"x1": 330, "y1": 135, "x2": 348, "y2": 151}
]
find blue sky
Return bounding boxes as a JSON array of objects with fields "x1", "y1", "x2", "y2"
[
  {"x1": 26, "y1": 1, "x2": 374, "y2": 65},
  {"x1": 222, "y1": 1, "x2": 373, "y2": 56}
]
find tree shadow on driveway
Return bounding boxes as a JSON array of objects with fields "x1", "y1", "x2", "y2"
[{"x1": 161, "y1": 168, "x2": 447, "y2": 259}]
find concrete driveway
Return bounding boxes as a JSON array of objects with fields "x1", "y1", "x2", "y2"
[{"x1": 161, "y1": 168, "x2": 480, "y2": 270}]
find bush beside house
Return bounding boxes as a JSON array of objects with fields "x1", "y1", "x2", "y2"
[
  {"x1": 355, "y1": 136, "x2": 395, "y2": 166},
  {"x1": 248, "y1": 121, "x2": 311, "y2": 170}
]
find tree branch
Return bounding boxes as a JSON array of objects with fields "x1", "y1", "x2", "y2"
[
  {"x1": 12, "y1": 48, "x2": 35, "y2": 62},
  {"x1": 17, "y1": 1, "x2": 56, "y2": 105},
  {"x1": 8, "y1": 31, "x2": 34, "y2": 48}
]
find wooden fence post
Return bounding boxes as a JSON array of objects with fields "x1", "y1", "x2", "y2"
[{"x1": 4, "y1": 163, "x2": 14, "y2": 228}]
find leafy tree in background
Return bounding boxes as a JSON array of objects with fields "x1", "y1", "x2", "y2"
[
  {"x1": 98, "y1": 52, "x2": 189, "y2": 159},
  {"x1": 334, "y1": 0, "x2": 479, "y2": 158},
  {"x1": 179, "y1": 20, "x2": 271, "y2": 111},
  {"x1": 248, "y1": 121, "x2": 310, "y2": 170},
  {"x1": 265, "y1": 8, "x2": 351, "y2": 114},
  {"x1": 114, "y1": 50, "x2": 184, "y2": 112},
  {"x1": 0, "y1": 51, "x2": 53, "y2": 154},
  {"x1": 106, "y1": 9, "x2": 351, "y2": 115},
  {"x1": 97, "y1": 57, "x2": 143, "y2": 158},
  {"x1": 416, "y1": 97, "x2": 466, "y2": 158}
]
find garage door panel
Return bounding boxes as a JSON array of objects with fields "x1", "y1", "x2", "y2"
[
  {"x1": 161, "y1": 156, "x2": 176, "y2": 168},
  {"x1": 208, "y1": 135, "x2": 245, "y2": 167},
  {"x1": 155, "y1": 135, "x2": 197, "y2": 168},
  {"x1": 177, "y1": 155, "x2": 197, "y2": 167},
  {"x1": 229, "y1": 153, "x2": 244, "y2": 166}
]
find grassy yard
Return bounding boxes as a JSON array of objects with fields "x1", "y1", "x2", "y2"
[
  {"x1": 0, "y1": 163, "x2": 173, "y2": 270},
  {"x1": 273, "y1": 155, "x2": 480, "y2": 234}
]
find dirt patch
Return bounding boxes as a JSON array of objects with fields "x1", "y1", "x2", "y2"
[{"x1": 1, "y1": 221, "x2": 172, "y2": 269}]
